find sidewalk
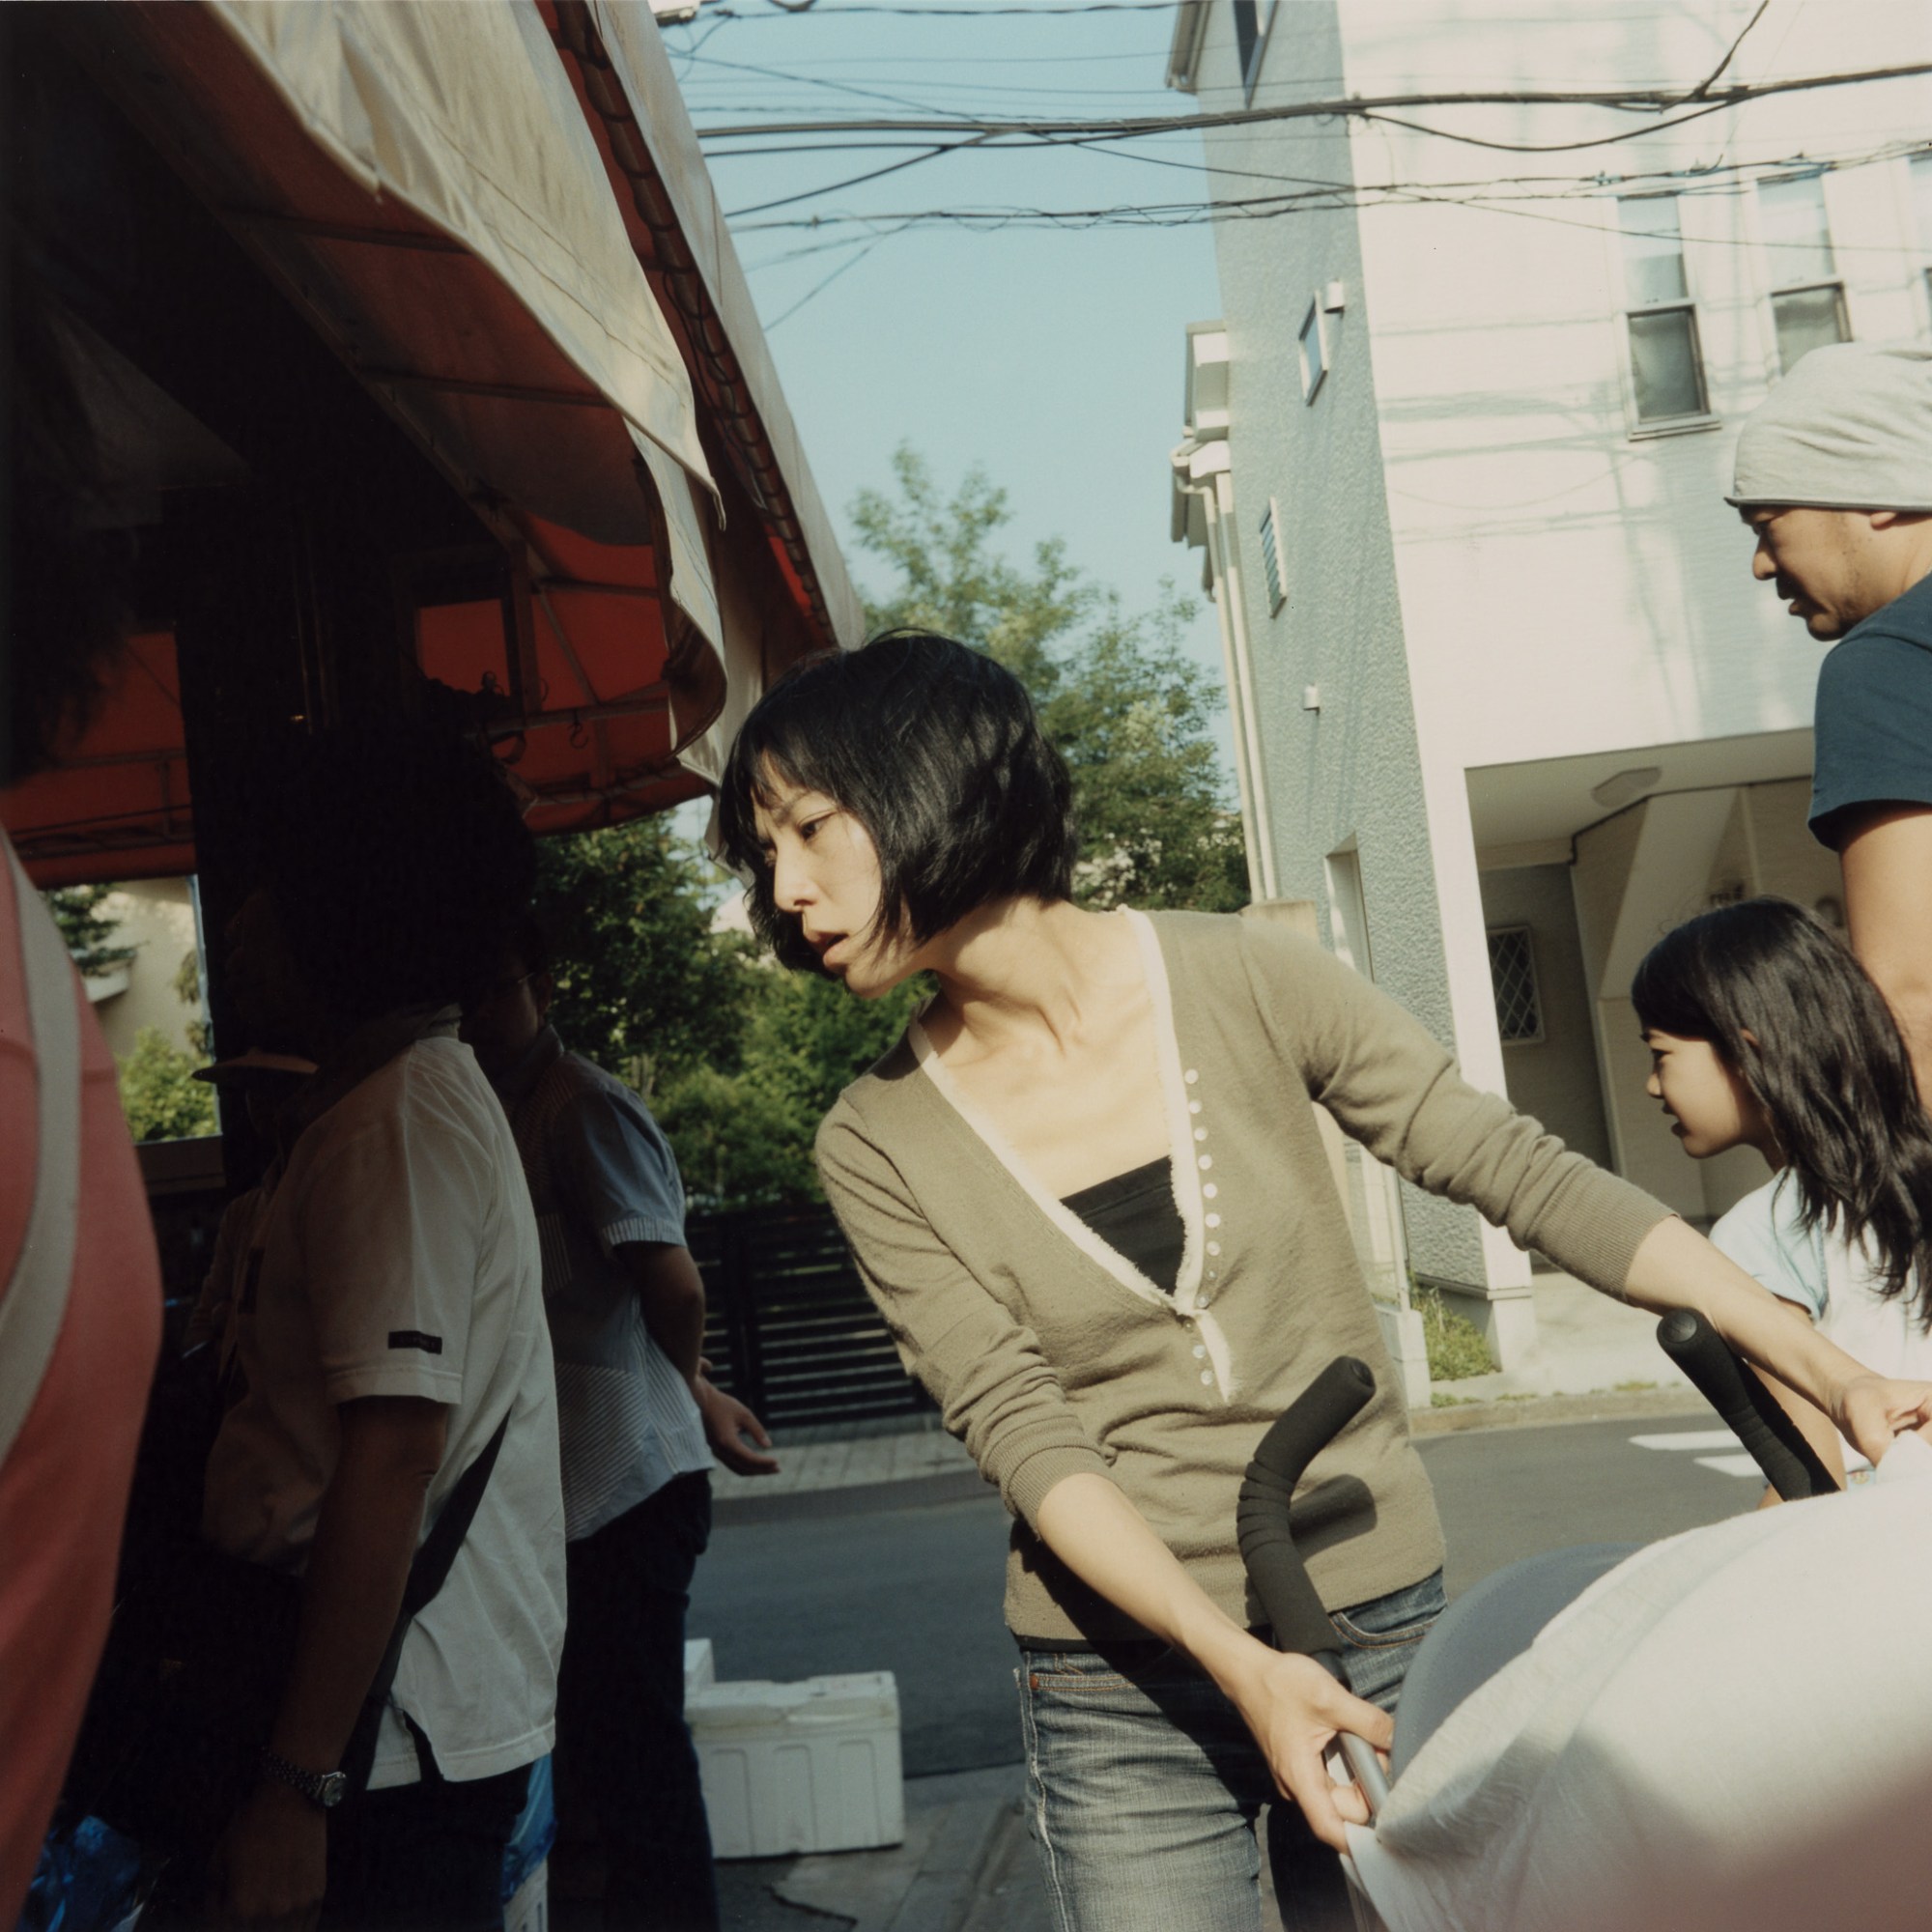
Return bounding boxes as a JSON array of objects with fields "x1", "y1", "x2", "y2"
[
  {"x1": 1425, "y1": 1265, "x2": 1696, "y2": 1407},
  {"x1": 710, "y1": 1267, "x2": 1707, "y2": 1509}
]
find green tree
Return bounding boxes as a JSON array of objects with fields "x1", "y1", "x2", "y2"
[
  {"x1": 46, "y1": 883, "x2": 136, "y2": 977},
  {"x1": 174, "y1": 946, "x2": 213, "y2": 1058},
  {"x1": 532, "y1": 817, "x2": 750, "y2": 1095},
  {"x1": 118, "y1": 1025, "x2": 216, "y2": 1142},
  {"x1": 655, "y1": 972, "x2": 923, "y2": 1210},
  {"x1": 851, "y1": 445, "x2": 1249, "y2": 913}
]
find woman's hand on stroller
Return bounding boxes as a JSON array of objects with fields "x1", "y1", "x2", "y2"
[
  {"x1": 1835, "y1": 1374, "x2": 1932, "y2": 1464},
  {"x1": 1219, "y1": 1636, "x2": 1393, "y2": 1850}
]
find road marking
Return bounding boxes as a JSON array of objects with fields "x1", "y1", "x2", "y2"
[{"x1": 1630, "y1": 1428, "x2": 1761, "y2": 1481}]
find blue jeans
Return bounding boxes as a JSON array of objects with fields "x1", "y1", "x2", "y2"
[{"x1": 1018, "y1": 1570, "x2": 1445, "y2": 1932}]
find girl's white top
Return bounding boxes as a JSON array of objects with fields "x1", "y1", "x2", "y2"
[{"x1": 1710, "y1": 1170, "x2": 1932, "y2": 1470}]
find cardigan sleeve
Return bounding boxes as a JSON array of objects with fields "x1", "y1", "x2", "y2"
[
  {"x1": 1239, "y1": 921, "x2": 1672, "y2": 1293},
  {"x1": 815, "y1": 1106, "x2": 1117, "y2": 1527}
]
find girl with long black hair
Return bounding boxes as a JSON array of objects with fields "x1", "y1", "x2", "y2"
[{"x1": 1634, "y1": 896, "x2": 1932, "y2": 1486}]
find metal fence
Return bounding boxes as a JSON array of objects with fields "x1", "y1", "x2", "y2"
[{"x1": 688, "y1": 1201, "x2": 932, "y2": 1431}]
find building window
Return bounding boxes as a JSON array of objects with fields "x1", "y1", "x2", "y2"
[
  {"x1": 1232, "y1": 0, "x2": 1278, "y2": 94},
  {"x1": 1758, "y1": 173, "x2": 1847, "y2": 374},
  {"x1": 1487, "y1": 926, "x2": 1544, "y2": 1045},
  {"x1": 1911, "y1": 152, "x2": 1932, "y2": 315},
  {"x1": 1618, "y1": 196, "x2": 1709, "y2": 424},
  {"x1": 1260, "y1": 500, "x2": 1286, "y2": 612},
  {"x1": 1297, "y1": 298, "x2": 1327, "y2": 402}
]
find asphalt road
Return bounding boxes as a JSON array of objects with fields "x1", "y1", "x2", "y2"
[{"x1": 688, "y1": 1407, "x2": 1756, "y2": 1777}]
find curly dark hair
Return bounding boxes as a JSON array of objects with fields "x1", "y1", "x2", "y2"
[{"x1": 716, "y1": 630, "x2": 1078, "y2": 974}]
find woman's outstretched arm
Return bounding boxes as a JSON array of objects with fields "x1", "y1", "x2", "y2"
[
  {"x1": 1035, "y1": 1472, "x2": 1389, "y2": 1851},
  {"x1": 1622, "y1": 1216, "x2": 1932, "y2": 1462}
]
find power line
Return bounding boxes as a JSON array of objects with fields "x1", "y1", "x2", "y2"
[
  {"x1": 695, "y1": 62, "x2": 1932, "y2": 151},
  {"x1": 724, "y1": 134, "x2": 1932, "y2": 243},
  {"x1": 1688, "y1": 0, "x2": 1772, "y2": 100},
  {"x1": 726, "y1": 137, "x2": 984, "y2": 216},
  {"x1": 691, "y1": 0, "x2": 1185, "y2": 14}
]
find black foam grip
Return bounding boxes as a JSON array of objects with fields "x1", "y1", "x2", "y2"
[
  {"x1": 1237, "y1": 1358, "x2": 1376, "y2": 1659},
  {"x1": 1656, "y1": 1309, "x2": 1839, "y2": 1500}
]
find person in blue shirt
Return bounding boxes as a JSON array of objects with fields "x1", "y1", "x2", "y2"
[
  {"x1": 463, "y1": 917, "x2": 777, "y2": 1932},
  {"x1": 1726, "y1": 342, "x2": 1932, "y2": 1094}
]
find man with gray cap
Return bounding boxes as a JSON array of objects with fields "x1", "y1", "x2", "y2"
[{"x1": 1729, "y1": 341, "x2": 1932, "y2": 1089}]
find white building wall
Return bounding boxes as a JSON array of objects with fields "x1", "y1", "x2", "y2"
[
  {"x1": 1191, "y1": 0, "x2": 1491, "y2": 1289},
  {"x1": 1183, "y1": 0, "x2": 1932, "y2": 1326},
  {"x1": 86, "y1": 876, "x2": 202, "y2": 1062}
]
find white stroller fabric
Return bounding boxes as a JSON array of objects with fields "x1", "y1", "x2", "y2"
[{"x1": 1348, "y1": 1435, "x2": 1932, "y2": 1932}]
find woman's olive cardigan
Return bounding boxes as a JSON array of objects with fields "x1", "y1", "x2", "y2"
[{"x1": 815, "y1": 910, "x2": 1671, "y2": 1643}]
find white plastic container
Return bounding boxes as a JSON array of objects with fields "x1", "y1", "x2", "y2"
[
  {"x1": 689, "y1": 1671, "x2": 904, "y2": 1858},
  {"x1": 684, "y1": 1636, "x2": 716, "y2": 1695}
]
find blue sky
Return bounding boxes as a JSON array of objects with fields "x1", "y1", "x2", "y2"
[{"x1": 662, "y1": 1, "x2": 1231, "y2": 724}]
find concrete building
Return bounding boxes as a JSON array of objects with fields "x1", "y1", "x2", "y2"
[
  {"x1": 1166, "y1": 0, "x2": 1932, "y2": 1362},
  {"x1": 80, "y1": 879, "x2": 205, "y2": 1064}
]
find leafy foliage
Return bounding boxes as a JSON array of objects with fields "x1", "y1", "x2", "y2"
[
  {"x1": 174, "y1": 946, "x2": 213, "y2": 1058},
  {"x1": 655, "y1": 973, "x2": 924, "y2": 1211},
  {"x1": 118, "y1": 1026, "x2": 216, "y2": 1143},
  {"x1": 46, "y1": 884, "x2": 135, "y2": 978},
  {"x1": 1415, "y1": 1285, "x2": 1498, "y2": 1381},
  {"x1": 532, "y1": 817, "x2": 750, "y2": 1098},
  {"x1": 851, "y1": 445, "x2": 1249, "y2": 914}
]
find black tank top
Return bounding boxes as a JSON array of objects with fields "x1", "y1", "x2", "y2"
[{"x1": 1060, "y1": 1157, "x2": 1184, "y2": 1295}]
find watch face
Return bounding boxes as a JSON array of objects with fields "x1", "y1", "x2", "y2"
[{"x1": 317, "y1": 1772, "x2": 349, "y2": 1809}]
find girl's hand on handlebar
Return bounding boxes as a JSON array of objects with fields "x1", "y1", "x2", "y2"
[
  {"x1": 1225, "y1": 1645, "x2": 1392, "y2": 1851},
  {"x1": 1837, "y1": 1375, "x2": 1932, "y2": 1465}
]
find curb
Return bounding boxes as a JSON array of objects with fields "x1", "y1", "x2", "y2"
[{"x1": 1408, "y1": 1387, "x2": 1711, "y2": 1435}]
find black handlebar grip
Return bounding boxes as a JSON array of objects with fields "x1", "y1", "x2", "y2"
[
  {"x1": 1656, "y1": 1310, "x2": 1839, "y2": 1500},
  {"x1": 1237, "y1": 1358, "x2": 1377, "y2": 1659}
]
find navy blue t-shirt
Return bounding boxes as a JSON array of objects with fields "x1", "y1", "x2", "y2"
[{"x1": 1809, "y1": 572, "x2": 1932, "y2": 851}]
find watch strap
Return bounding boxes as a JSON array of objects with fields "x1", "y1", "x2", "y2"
[{"x1": 260, "y1": 1747, "x2": 348, "y2": 1808}]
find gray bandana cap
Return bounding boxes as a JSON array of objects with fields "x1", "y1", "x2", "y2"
[{"x1": 1727, "y1": 341, "x2": 1932, "y2": 513}]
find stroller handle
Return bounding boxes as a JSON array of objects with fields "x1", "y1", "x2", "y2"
[
  {"x1": 1237, "y1": 1356, "x2": 1390, "y2": 1812},
  {"x1": 1655, "y1": 1309, "x2": 1838, "y2": 1500}
]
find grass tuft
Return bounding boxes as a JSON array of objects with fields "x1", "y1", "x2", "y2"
[{"x1": 1416, "y1": 1285, "x2": 1499, "y2": 1381}]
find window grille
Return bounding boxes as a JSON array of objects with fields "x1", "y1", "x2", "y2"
[
  {"x1": 1758, "y1": 174, "x2": 1848, "y2": 374},
  {"x1": 1260, "y1": 501, "x2": 1286, "y2": 612},
  {"x1": 1618, "y1": 196, "x2": 1709, "y2": 424},
  {"x1": 1487, "y1": 927, "x2": 1544, "y2": 1045}
]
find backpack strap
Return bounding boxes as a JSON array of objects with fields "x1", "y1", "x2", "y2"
[
  {"x1": 339, "y1": 1408, "x2": 511, "y2": 1791},
  {"x1": 0, "y1": 840, "x2": 84, "y2": 1467}
]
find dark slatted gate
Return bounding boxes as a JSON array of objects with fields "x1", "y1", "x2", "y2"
[{"x1": 688, "y1": 1203, "x2": 933, "y2": 1431}]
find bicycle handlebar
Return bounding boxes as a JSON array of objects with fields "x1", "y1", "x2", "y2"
[
  {"x1": 1236, "y1": 1356, "x2": 1389, "y2": 1813},
  {"x1": 1237, "y1": 1356, "x2": 1376, "y2": 1659},
  {"x1": 1655, "y1": 1309, "x2": 1838, "y2": 1500}
]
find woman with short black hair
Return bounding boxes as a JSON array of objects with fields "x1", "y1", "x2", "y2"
[{"x1": 719, "y1": 631, "x2": 1931, "y2": 1932}]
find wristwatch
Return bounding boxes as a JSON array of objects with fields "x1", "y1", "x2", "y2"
[{"x1": 259, "y1": 1747, "x2": 349, "y2": 1810}]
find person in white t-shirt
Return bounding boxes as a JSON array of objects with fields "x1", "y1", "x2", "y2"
[
  {"x1": 1633, "y1": 896, "x2": 1932, "y2": 1490},
  {"x1": 199, "y1": 724, "x2": 564, "y2": 1932}
]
